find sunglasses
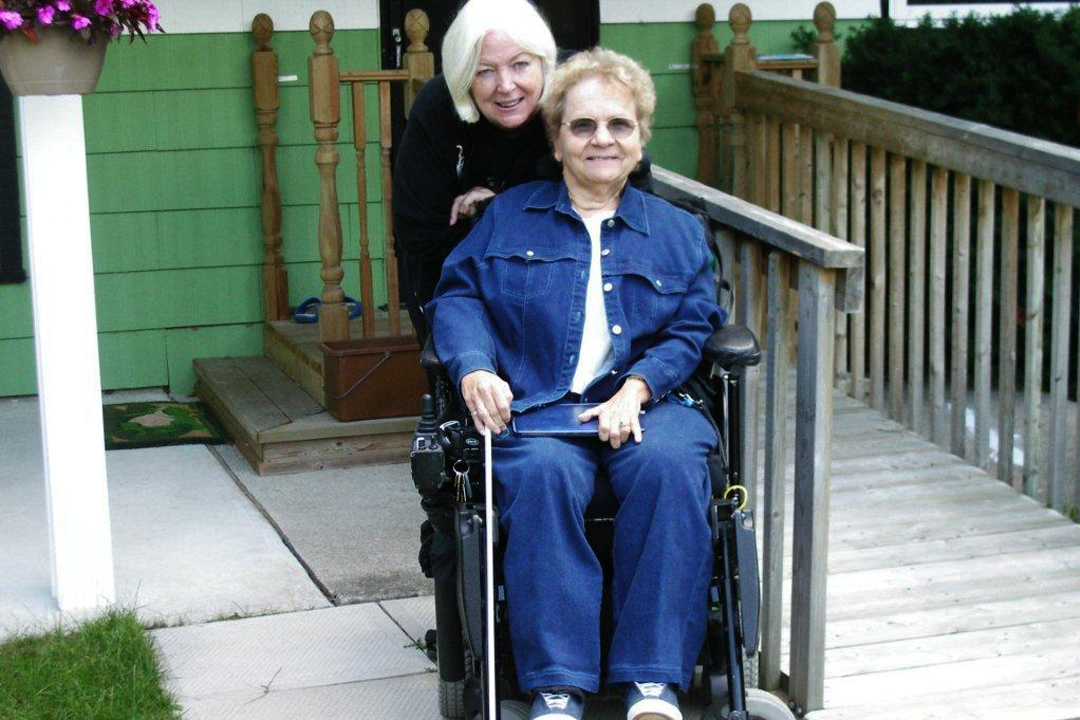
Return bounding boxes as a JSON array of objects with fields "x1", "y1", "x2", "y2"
[{"x1": 562, "y1": 116, "x2": 638, "y2": 140}]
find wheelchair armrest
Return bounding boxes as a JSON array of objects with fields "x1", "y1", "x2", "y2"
[
  {"x1": 704, "y1": 324, "x2": 761, "y2": 369},
  {"x1": 420, "y1": 335, "x2": 443, "y2": 373}
]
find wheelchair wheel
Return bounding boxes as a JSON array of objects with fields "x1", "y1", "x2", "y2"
[
  {"x1": 708, "y1": 688, "x2": 796, "y2": 720},
  {"x1": 499, "y1": 700, "x2": 530, "y2": 719},
  {"x1": 438, "y1": 676, "x2": 466, "y2": 719}
]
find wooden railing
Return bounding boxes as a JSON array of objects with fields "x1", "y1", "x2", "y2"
[
  {"x1": 655, "y1": 167, "x2": 865, "y2": 715},
  {"x1": 699, "y1": 0, "x2": 1080, "y2": 552},
  {"x1": 250, "y1": 10, "x2": 434, "y2": 339}
]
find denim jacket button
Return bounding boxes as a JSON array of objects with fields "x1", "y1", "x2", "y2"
[
  {"x1": 603, "y1": 282, "x2": 613, "y2": 292},
  {"x1": 655, "y1": 279, "x2": 663, "y2": 287},
  {"x1": 606, "y1": 219, "x2": 615, "y2": 228},
  {"x1": 601, "y1": 248, "x2": 611, "y2": 257},
  {"x1": 611, "y1": 324, "x2": 623, "y2": 335},
  {"x1": 526, "y1": 249, "x2": 534, "y2": 257}
]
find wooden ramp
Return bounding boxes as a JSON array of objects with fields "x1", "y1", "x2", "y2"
[{"x1": 771, "y1": 393, "x2": 1080, "y2": 720}]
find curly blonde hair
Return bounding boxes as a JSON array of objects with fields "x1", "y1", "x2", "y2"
[{"x1": 540, "y1": 47, "x2": 656, "y2": 145}]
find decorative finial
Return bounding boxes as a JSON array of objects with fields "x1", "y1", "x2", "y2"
[
  {"x1": 695, "y1": 3, "x2": 715, "y2": 30},
  {"x1": 252, "y1": 13, "x2": 273, "y2": 49},
  {"x1": 405, "y1": 9, "x2": 430, "y2": 52},
  {"x1": 310, "y1": 10, "x2": 335, "y2": 54},
  {"x1": 814, "y1": 2, "x2": 837, "y2": 42},
  {"x1": 729, "y1": 3, "x2": 752, "y2": 44}
]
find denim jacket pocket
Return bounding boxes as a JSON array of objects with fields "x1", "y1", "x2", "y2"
[
  {"x1": 484, "y1": 244, "x2": 576, "y2": 300},
  {"x1": 614, "y1": 263, "x2": 690, "y2": 325}
]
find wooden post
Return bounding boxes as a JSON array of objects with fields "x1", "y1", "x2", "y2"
[
  {"x1": 814, "y1": 2, "x2": 841, "y2": 88},
  {"x1": 309, "y1": 11, "x2": 349, "y2": 342},
  {"x1": 722, "y1": 4, "x2": 756, "y2": 198},
  {"x1": 351, "y1": 82, "x2": 375, "y2": 339},
  {"x1": 789, "y1": 261, "x2": 836, "y2": 714},
  {"x1": 692, "y1": 3, "x2": 720, "y2": 188},
  {"x1": 974, "y1": 180, "x2": 995, "y2": 471},
  {"x1": 760, "y1": 251, "x2": 791, "y2": 692},
  {"x1": 402, "y1": 9, "x2": 434, "y2": 115},
  {"x1": 1023, "y1": 196, "x2": 1046, "y2": 500},
  {"x1": 1048, "y1": 205, "x2": 1073, "y2": 511},
  {"x1": 252, "y1": 14, "x2": 288, "y2": 323},
  {"x1": 999, "y1": 188, "x2": 1020, "y2": 486},
  {"x1": 379, "y1": 81, "x2": 402, "y2": 336}
]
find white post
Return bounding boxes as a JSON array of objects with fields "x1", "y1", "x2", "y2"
[{"x1": 19, "y1": 94, "x2": 115, "y2": 612}]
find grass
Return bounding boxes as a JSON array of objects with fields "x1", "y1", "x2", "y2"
[{"x1": 0, "y1": 609, "x2": 181, "y2": 720}]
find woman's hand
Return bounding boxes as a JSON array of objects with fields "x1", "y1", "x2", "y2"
[
  {"x1": 461, "y1": 370, "x2": 514, "y2": 435},
  {"x1": 578, "y1": 377, "x2": 652, "y2": 449},
  {"x1": 449, "y1": 186, "x2": 496, "y2": 225}
]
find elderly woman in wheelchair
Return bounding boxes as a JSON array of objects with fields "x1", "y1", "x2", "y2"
[{"x1": 426, "y1": 48, "x2": 728, "y2": 720}]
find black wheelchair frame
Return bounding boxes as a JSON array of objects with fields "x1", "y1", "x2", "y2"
[{"x1": 410, "y1": 321, "x2": 766, "y2": 720}]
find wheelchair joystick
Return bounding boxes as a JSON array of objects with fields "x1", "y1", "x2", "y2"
[{"x1": 412, "y1": 394, "x2": 446, "y2": 497}]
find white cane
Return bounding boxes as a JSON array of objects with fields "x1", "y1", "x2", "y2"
[{"x1": 482, "y1": 425, "x2": 497, "y2": 720}]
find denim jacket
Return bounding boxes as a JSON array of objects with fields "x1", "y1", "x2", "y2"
[{"x1": 427, "y1": 180, "x2": 722, "y2": 413}]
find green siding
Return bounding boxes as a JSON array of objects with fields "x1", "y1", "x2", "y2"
[{"x1": 1, "y1": 19, "x2": 869, "y2": 397}]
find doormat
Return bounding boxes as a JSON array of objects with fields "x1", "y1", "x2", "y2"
[{"x1": 103, "y1": 402, "x2": 227, "y2": 450}]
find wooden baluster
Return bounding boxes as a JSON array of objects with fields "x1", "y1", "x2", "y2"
[
  {"x1": 869, "y1": 147, "x2": 886, "y2": 411},
  {"x1": 832, "y1": 138, "x2": 850, "y2": 385},
  {"x1": 1023, "y1": 196, "x2": 1046, "y2": 499},
  {"x1": 693, "y1": 3, "x2": 720, "y2": 188},
  {"x1": 974, "y1": 180, "x2": 995, "y2": 470},
  {"x1": 252, "y1": 14, "x2": 288, "y2": 322},
  {"x1": 760, "y1": 251, "x2": 791, "y2": 692},
  {"x1": 790, "y1": 261, "x2": 837, "y2": 714},
  {"x1": 309, "y1": 11, "x2": 348, "y2": 342},
  {"x1": 998, "y1": 188, "x2": 1020, "y2": 485},
  {"x1": 379, "y1": 80, "x2": 402, "y2": 337},
  {"x1": 849, "y1": 142, "x2": 867, "y2": 401},
  {"x1": 1048, "y1": 205, "x2": 1074, "y2": 511},
  {"x1": 799, "y1": 124, "x2": 814, "y2": 225},
  {"x1": 888, "y1": 154, "x2": 906, "y2": 422},
  {"x1": 766, "y1": 117, "x2": 781, "y2": 213},
  {"x1": 723, "y1": 4, "x2": 755, "y2": 199},
  {"x1": 402, "y1": 9, "x2": 434, "y2": 115},
  {"x1": 782, "y1": 122, "x2": 800, "y2": 221},
  {"x1": 749, "y1": 113, "x2": 768, "y2": 206},
  {"x1": 737, "y1": 236, "x2": 763, "y2": 512},
  {"x1": 951, "y1": 173, "x2": 972, "y2": 458},
  {"x1": 907, "y1": 160, "x2": 926, "y2": 432},
  {"x1": 813, "y1": 2, "x2": 840, "y2": 88},
  {"x1": 929, "y1": 167, "x2": 949, "y2": 445},
  {"x1": 352, "y1": 82, "x2": 375, "y2": 339}
]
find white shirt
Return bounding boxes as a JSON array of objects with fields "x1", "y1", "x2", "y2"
[{"x1": 571, "y1": 212, "x2": 615, "y2": 393}]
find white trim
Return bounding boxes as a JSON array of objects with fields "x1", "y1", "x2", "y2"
[
  {"x1": 889, "y1": 0, "x2": 1072, "y2": 22},
  {"x1": 150, "y1": 0, "x2": 379, "y2": 34},
  {"x1": 20, "y1": 95, "x2": 115, "y2": 613},
  {"x1": 600, "y1": 0, "x2": 879, "y2": 23}
]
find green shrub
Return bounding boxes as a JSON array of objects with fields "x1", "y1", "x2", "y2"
[{"x1": 831, "y1": 8, "x2": 1080, "y2": 148}]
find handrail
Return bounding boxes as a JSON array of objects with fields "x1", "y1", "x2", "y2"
[
  {"x1": 656, "y1": 163, "x2": 866, "y2": 716},
  {"x1": 735, "y1": 69, "x2": 1080, "y2": 207}
]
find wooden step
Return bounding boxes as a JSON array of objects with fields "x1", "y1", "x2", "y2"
[{"x1": 194, "y1": 355, "x2": 417, "y2": 475}]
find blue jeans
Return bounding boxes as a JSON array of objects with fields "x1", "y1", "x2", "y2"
[{"x1": 493, "y1": 399, "x2": 715, "y2": 694}]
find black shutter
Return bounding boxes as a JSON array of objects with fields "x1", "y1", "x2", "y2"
[{"x1": 0, "y1": 81, "x2": 25, "y2": 284}]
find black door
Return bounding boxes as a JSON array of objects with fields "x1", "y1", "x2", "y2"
[{"x1": 0, "y1": 82, "x2": 24, "y2": 284}]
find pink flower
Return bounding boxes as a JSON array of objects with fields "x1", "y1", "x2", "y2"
[
  {"x1": 37, "y1": 5, "x2": 56, "y2": 24},
  {"x1": 71, "y1": 14, "x2": 90, "y2": 30},
  {"x1": 0, "y1": 10, "x2": 23, "y2": 30},
  {"x1": 107, "y1": 19, "x2": 121, "y2": 38},
  {"x1": 95, "y1": 0, "x2": 115, "y2": 14},
  {"x1": 120, "y1": 0, "x2": 138, "y2": 7},
  {"x1": 144, "y1": 4, "x2": 160, "y2": 29},
  {"x1": 54, "y1": 1, "x2": 72, "y2": 11}
]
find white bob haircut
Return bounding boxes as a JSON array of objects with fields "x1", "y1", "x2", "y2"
[{"x1": 441, "y1": 0, "x2": 558, "y2": 124}]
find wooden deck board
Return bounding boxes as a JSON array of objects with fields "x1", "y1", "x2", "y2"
[{"x1": 770, "y1": 389, "x2": 1080, "y2": 719}]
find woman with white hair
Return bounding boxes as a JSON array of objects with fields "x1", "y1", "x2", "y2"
[{"x1": 392, "y1": 0, "x2": 558, "y2": 342}]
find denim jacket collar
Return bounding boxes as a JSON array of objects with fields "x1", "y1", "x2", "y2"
[{"x1": 523, "y1": 180, "x2": 651, "y2": 236}]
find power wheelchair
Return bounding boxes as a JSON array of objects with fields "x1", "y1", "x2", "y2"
[{"x1": 407, "y1": 211, "x2": 794, "y2": 720}]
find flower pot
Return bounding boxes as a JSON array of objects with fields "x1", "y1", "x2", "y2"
[{"x1": 0, "y1": 27, "x2": 107, "y2": 96}]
